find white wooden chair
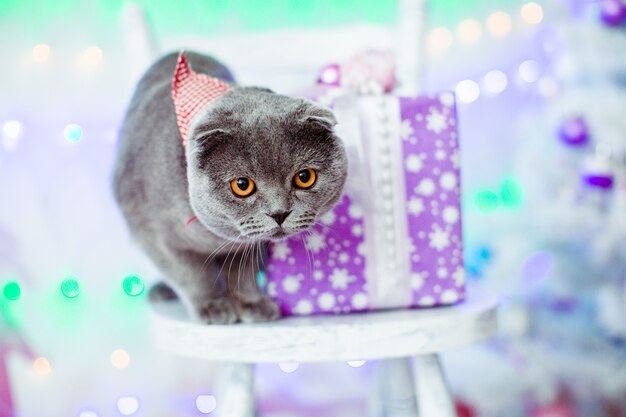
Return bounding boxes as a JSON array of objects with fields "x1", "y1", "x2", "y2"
[
  {"x1": 129, "y1": 1, "x2": 498, "y2": 415},
  {"x1": 150, "y1": 291, "x2": 497, "y2": 417}
]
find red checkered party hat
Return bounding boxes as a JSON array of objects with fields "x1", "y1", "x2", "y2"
[{"x1": 171, "y1": 51, "x2": 230, "y2": 147}]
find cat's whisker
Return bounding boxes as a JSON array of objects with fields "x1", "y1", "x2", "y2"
[
  {"x1": 252, "y1": 242, "x2": 261, "y2": 290},
  {"x1": 301, "y1": 233, "x2": 314, "y2": 280},
  {"x1": 257, "y1": 240, "x2": 267, "y2": 273},
  {"x1": 226, "y1": 241, "x2": 244, "y2": 293},
  {"x1": 313, "y1": 220, "x2": 341, "y2": 243},
  {"x1": 235, "y1": 244, "x2": 247, "y2": 297},
  {"x1": 197, "y1": 238, "x2": 234, "y2": 277},
  {"x1": 215, "y1": 240, "x2": 240, "y2": 289}
]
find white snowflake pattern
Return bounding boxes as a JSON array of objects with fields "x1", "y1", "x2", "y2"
[
  {"x1": 450, "y1": 150, "x2": 461, "y2": 169},
  {"x1": 271, "y1": 241, "x2": 291, "y2": 261},
  {"x1": 351, "y1": 293, "x2": 369, "y2": 310},
  {"x1": 329, "y1": 268, "x2": 356, "y2": 290},
  {"x1": 415, "y1": 178, "x2": 436, "y2": 196},
  {"x1": 282, "y1": 275, "x2": 301, "y2": 294},
  {"x1": 267, "y1": 282, "x2": 277, "y2": 297},
  {"x1": 440, "y1": 172, "x2": 457, "y2": 190},
  {"x1": 318, "y1": 292, "x2": 336, "y2": 310},
  {"x1": 338, "y1": 252, "x2": 350, "y2": 263},
  {"x1": 351, "y1": 224, "x2": 363, "y2": 237},
  {"x1": 425, "y1": 108, "x2": 448, "y2": 134},
  {"x1": 429, "y1": 224, "x2": 450, "y2": 251},
  {"x1": 357, "y1": 243, "x2": 367, "y2": 256},
  {"x1": 442, "y1": 206, "x2": 460, "y2": 224},
  {"x1": 313, "y1": 270, "x2": 324, "y2": 281},
  {"x1": 418, "y1": 295, "x2": 436, "y2": 307},
  {"x1": 440, "y1": 289, "x2": 459, "y2": 304},
  {"x1": 348, "y1": 204, "x2": 364, "y2": 219},
  {"x1": 452, "y1": 266, "x2": 465, "y2": 287},
  {"x1": 435, "y1": 149, "x2": 447, "y2": 160},
  {"x1": 405, "y1": 154, "x2": 423, "y2": 173},
  {"x1": 410, "y1": 272, "x2": 426, "y2": 290},
  {"x1": 320, "y1": 211, "x2": 336, "y2": 225},
  {"x1": 400, "y1": 119, "x2": 414, "y2": 140},
  {"x1": 437, "y1": 267, "x2": 448, "y2": 279},
  {"x1": 439, "y1": 92, "x2": 455, "y2": 107},
  {"x1": 407, "y1": 197, "x2": 425, "y2": 216},
  {"x1": 293, "y1": 299, "x2": 313, "y2": 315},
  {"x1": 305, "y1": 232, "x2": 325, "y2": 253}
]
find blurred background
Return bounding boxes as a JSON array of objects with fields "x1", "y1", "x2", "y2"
[{"x1": 1, "y1": 0, "x2": 626, "y2": 416}]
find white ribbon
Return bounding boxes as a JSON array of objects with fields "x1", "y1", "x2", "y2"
[{"x1": 333, "y1": 93, "x2": 412, "y2": 309}]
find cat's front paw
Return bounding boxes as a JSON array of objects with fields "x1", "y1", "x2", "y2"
[
  {"x1": 198, "y1": 298, "x2": 239, "y2": 324},
  {"x1": 239, "y1": 297, "x2": 281, "y2": 323}
]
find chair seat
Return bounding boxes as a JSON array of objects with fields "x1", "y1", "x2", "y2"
[{"x1": 150, "y1": 290, "x2": 497, "y2": 364}]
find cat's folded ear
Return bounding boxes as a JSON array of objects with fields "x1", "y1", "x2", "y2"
[
  {"x1": 194, "y1": 128, "x2": 231, "y2": 148},
  {"x1": 301, "y1": 106, "x2": 337, "y2": 131}
]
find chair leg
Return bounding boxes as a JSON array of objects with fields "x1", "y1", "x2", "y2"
[
  {"x1": 413, "y1": 354, "x2": 456, "y2": 417},
  {"x1": 371, "y1": 358, "x2": 419, "y2": 417},
  {"x1": 215, "y1": 363, "x2": 255, "y2": 417}
]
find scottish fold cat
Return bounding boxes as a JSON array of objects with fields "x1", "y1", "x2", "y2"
[{"x1": 113, "y1": 52, "x2": 347, "y2": 324}]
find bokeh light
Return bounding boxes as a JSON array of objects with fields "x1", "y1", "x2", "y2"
[
  {"x1": 111, "y1": 349, "x2": 131, "y2": 369},
  {"x1": 487, "y1": 12, "x2": 512, "y2": 37},
  {"x1": 521, "y1": 2, "x2": 544, "y2": 25},
  {"x1": 482, "y1": 70, "x2": 508, "y2": 94},
  {"x1": 278, "y1": 362, "x2": 300, "y2": 373},
  {"x1": 457, "y1": 19, "x2": 482, "y2": 44},
  {"x1": 538, "y1": 77, "x2": 559, "y2": 97},
  {"x1": 33, "y1": 357, "x2": 51, "y2": 375},
  {"x1": 476, "y1": 190, "x2": 499, "y2": 212},
  {"x1": 82, "y1": 46, "x2": 103, "y2": 66},
  {"x1": 455, "y1": 80, "x2": 480, "y2": 103},
  {"x1": 60, "y1": 278, "x2": 80, "y2": 298},
  {"x1": 427, "y1": 27, "x2": 453, "y2": 52},
  {"x1": 2, "y1": 120, "x2": 22, "y2": 139},
  {"x1": 500, "y1": 178, "x2": 524, "y2": 208},
  {"x1": 64, "y1": 124, "x2": 83, "y2": 142},
  {"x1": 32, "y1": 44, "x2": 50, "y2": 63},
  {"x1": 521, "y1": 252, "x2": 553, "y2": 287},
  {"x1": 3, "y1": 281, "x2": 21, "y2": 300},
  {"x1": 347, "y1": 360, "x2": 367, "y2": 368},
  {"x1": 122, "y1": 275, "x2": 145, "y2": 297},
  {"x1": 2, "y1": 120, "x2": 23, "y2": 150},
  {"x1": 319, "y1": 64, "x2": 341, "y2": 85},
  {"x1": 196, "y1": 395, "x2": 217, "y2": 414},
  {"x1": 117, "y1": 396, "x2": 140, "y2": 416},
  {"x1": 518, "y1": 60, "x2": 540, "y2": 83}
]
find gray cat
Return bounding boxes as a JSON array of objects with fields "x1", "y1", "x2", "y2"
[{"x1": 113, "y1": 51, "x2": 347, "y2": 324}]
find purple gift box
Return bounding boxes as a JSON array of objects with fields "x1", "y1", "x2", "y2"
[{"x1": 266, "y1": 92, "x2": 465, "y2": 316}]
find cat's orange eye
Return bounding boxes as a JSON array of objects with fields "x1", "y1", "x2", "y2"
[
  {"x1": 230, "y1": 177, "x2": 256, "y2": 197},
  {"x1": 293, "y1": 168, "x2": 317, "y2": 189}
]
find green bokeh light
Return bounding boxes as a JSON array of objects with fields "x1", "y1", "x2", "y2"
[
  {"x1": 500, "y1": 178, "x2": 524, "y2": 209},
  {"x1": 60, "y1": 278, "x2": 80, "y2": 298},
  {"x1": 3, "y1": 281, "x2": 21, "y2": 301},
  {"x1": 122, "y1": 275, "x2": 145, "y2": 297},
  {"x1": 63, "y1": 124, "x2": 82, "y2": 142},
  {"x1": 476, "y1": 190, "x2": 499, "y2": 213}
]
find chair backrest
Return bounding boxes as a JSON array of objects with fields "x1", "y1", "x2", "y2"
[{"x1": 120, "y1": 0, "x2": 428, "y2": 95}]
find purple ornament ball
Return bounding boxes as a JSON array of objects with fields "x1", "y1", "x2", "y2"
[
  {"x1": 600, "y1": 0, "x2": 626, "y2": 27},
  {"x1": 581, "y1": 157, "x2": 615, "y2": 190},
  {"x1": 583, "y1": 174, "x2": 614, "y2": 189},
  {"x1": 559, "y1": 117, "x2": 589, "y2": 146}
]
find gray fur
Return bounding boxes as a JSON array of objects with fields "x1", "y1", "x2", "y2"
[{"x1": 113, "y1": 52, "x2": 347, "y2": 324}]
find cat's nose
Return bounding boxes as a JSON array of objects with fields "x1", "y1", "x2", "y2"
[{"x1": 268, "y1": 210, "x2": 291, "y2": 226}]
